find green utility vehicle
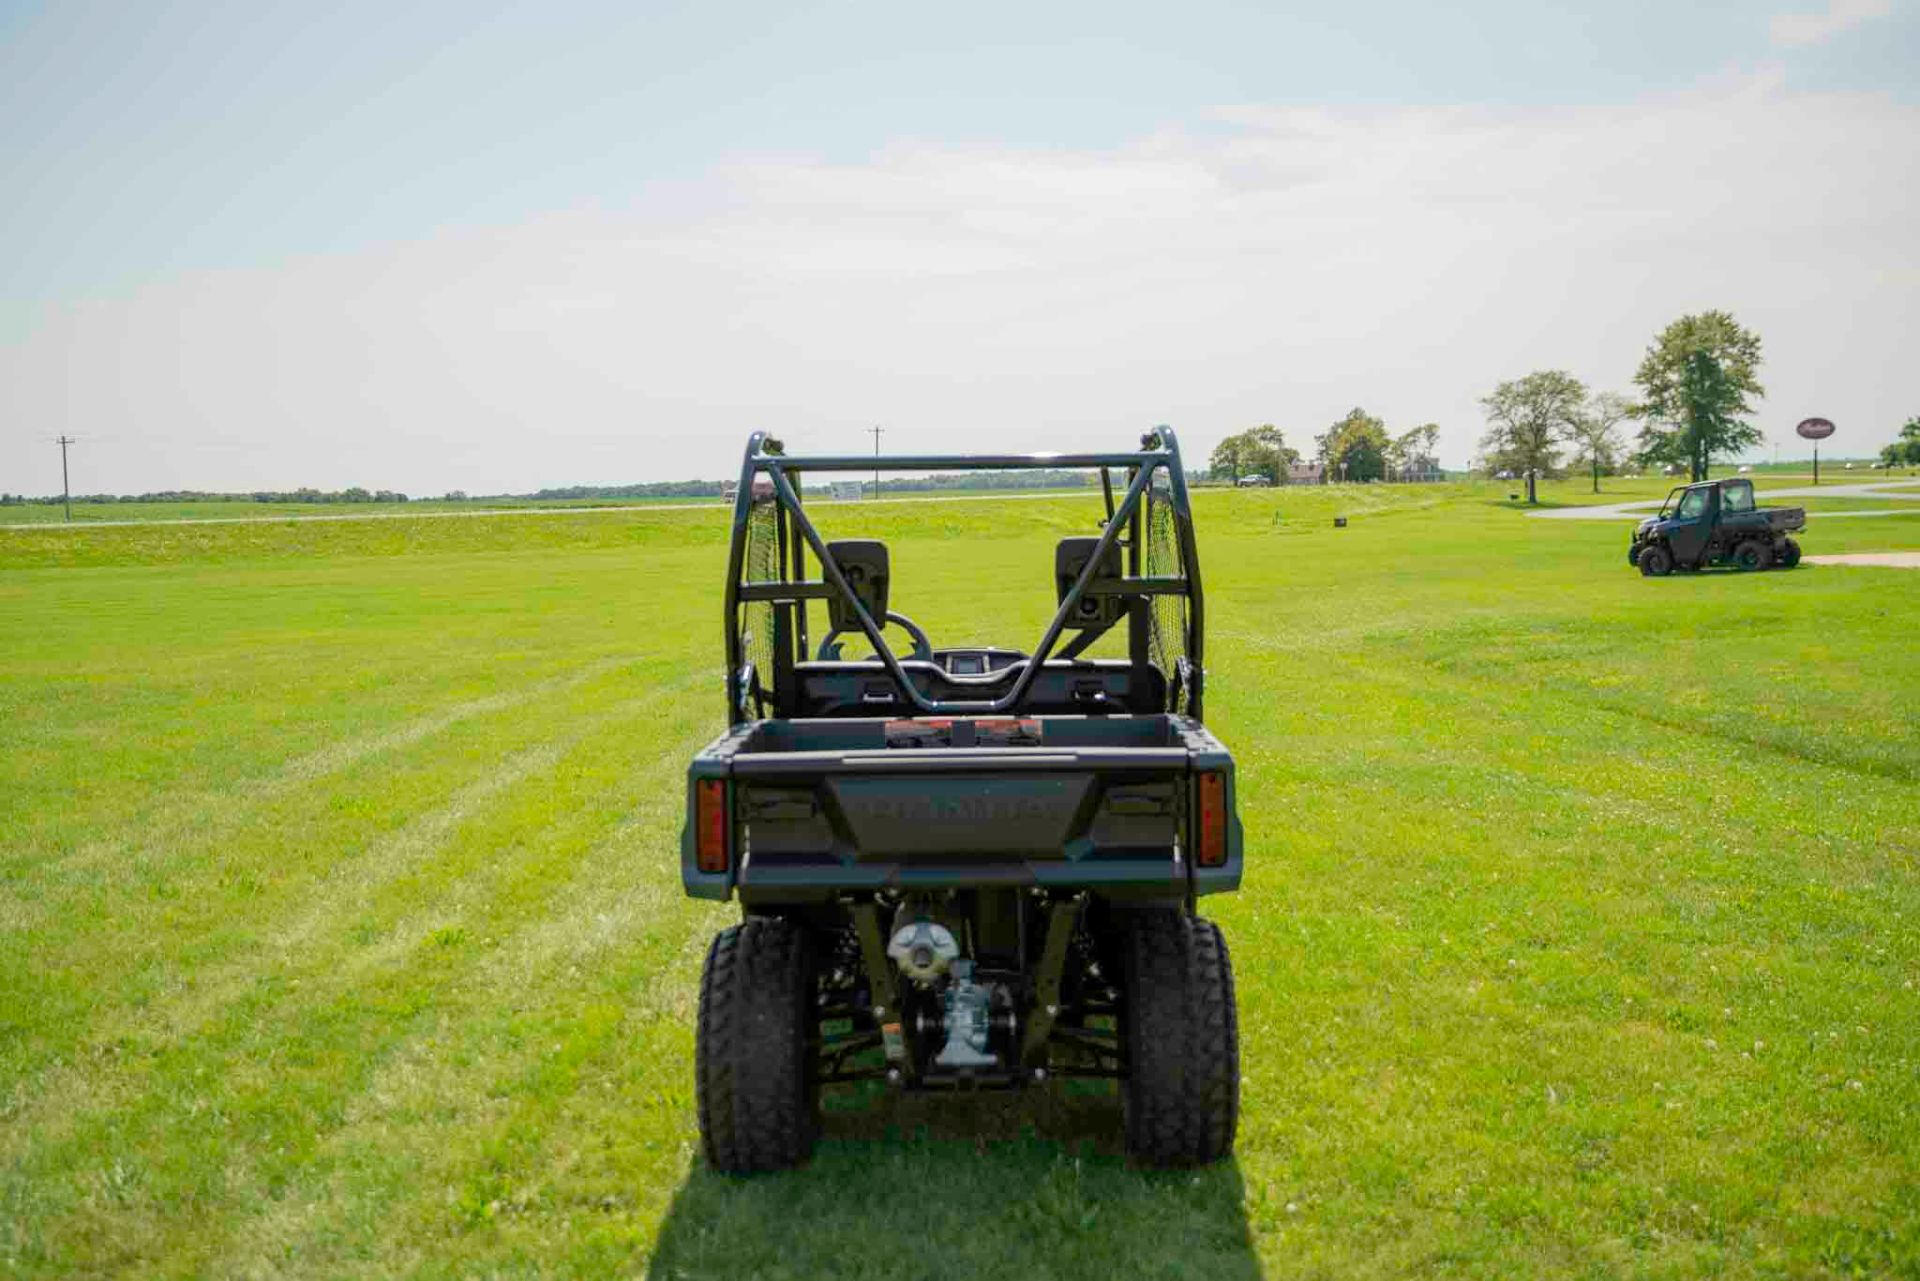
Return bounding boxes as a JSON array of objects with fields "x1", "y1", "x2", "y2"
[
  {"x1": 682, "y1": 430, "x2": 1242, "y2": 1172},
  {"x1": 1630, "y1": 478, "x2": 1806, "y2": 576}
]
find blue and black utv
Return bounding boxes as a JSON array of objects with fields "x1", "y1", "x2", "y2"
[{"x1": 1630, "y1": 478, "x2": 1806, "y2": 575}]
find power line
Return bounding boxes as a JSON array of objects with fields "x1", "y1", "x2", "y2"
[{"x1": 56, "y1": 436, "x2": 76, "y2": 522}]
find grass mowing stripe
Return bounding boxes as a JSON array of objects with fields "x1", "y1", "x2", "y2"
[
  {"x1": 0, "y1": 662, "x2": 690, "y2": 1155},
  {"x1": 2, "y1": 676, "x2": 707, "y2": 1275},
  {"x1": 184, "y1": 677, "x2": 720, "y2": 1277},
  {"x1": 0, "y1": 657, "x2": 676, "y2": 1107},
  {"x1": 208, "y1": 810, "x2": 713, "y2": 1276}
]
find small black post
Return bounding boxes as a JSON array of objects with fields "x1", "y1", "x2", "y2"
[
  {"x1": 56, "y1": 435, "x2": 76, "y2": 522},
  {"x1": 1813, "y1": 441, "x2": 1819, "y2": 486}
]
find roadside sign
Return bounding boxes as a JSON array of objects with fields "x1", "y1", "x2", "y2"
[{"x1": 1796, "y1": 417, "x2": 1835, "y2": 484}]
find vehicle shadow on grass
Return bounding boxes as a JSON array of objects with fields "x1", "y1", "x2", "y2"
[{"x1": 647, "y1": 1086, "x2": 1260, "y2": 1280}]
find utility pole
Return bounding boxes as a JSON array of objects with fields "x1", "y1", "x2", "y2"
[
  {"x1": 56, "y1": 435, "x2": 76, "y2": 522},
  {"x1": 867, "y1": 425, "x2": 883, "y2": 499}
]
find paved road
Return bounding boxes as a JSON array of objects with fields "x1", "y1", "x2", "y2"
[
  {"x1": 1805, "y1": 551, "x2": 1920, "y2": 569},
  {"x1": 1528, "y1": 479, "x2": 1920, "y2": 521}
]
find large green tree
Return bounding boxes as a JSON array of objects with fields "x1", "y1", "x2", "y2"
[
  {"x1": 1208, "y1": 434, "x2": 1250, "y2": 483},
  {"x1": 1565, "y1": 391, "x2": 1632, "y2": 494},
  {"x1": 1631, "y1": 311, "x2": 1764, "y2": 482},
  {"x1": 1317, "y1": 408, "x2": 1391, "y2": 483},
  {"x1": 1209, "y1": 425, "x2": 1296, "y2": 483},
  {"x1": 1479, "y1": 371, "x2": 1587, "y2": 501},
  {"x1": 1880, "y1": 416, "x2": 1920, "y2": 469}
]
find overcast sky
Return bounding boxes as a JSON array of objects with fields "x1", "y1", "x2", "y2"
[{"x1": 3, "y1": 0, "x2": 1916, "y2": 496}]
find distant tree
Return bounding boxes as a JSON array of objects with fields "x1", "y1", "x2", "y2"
[
  {"x1": 1631, "y1": 311, "x2": 1764, "y2": 482},
  {"x1": 1880, "y1": 416, "x2": 1920, "y2": 469},
  {"x1": 1248, "y1": 425, "x2": 1298, "y2": 483},
  {"x1": 1479, "y1": 371, "x2": 1587, "y2": 502},
  {"x1": 1566, "y1": 392, "x2": 1633, "y2": 494},
  {"x1": 1389, "y1": 423, "x2": 1442, "y2": 478},
  {"x1": 1210, "y1": 426, "x2": 1297, "y2": 484},
  {"x1": 1316, "y1": 408, "x2": 1391, "y2": 482},
  {"x1": 1208, "y1": 434, "x2": 1249, "y2": 484}
]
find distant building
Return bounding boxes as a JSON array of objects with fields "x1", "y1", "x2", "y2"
[
  {"x1": 1288, "y1": 462, "x2": 1325, "y2": 485},
  {"x1": 830, "y1": 481, "x2": 864, "y2": 501}
]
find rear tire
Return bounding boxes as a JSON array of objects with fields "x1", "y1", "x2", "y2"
[
  {"x1": 1733, "y1": 540, "x2": 1771, "y2": 572},
  {"x1": 1120, "y1": 910, "x2": 1239, "y2": 1167},
  {"x1": 697, "y1": 917, "x2": 818, "y2": 1173},
  {"x1": 1779, "y1": 538, "x2": 1802, "y2": 569},
  {"x1": 1638, "y1": 544, "x2": 1673, "y2": 577}
]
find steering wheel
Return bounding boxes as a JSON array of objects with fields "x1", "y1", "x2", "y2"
[{"x1": 817, "y1": 611, "x2": 934, "y2": 662}]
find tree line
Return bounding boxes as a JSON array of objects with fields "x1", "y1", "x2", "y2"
[
  {"x1": 1881, "y1": 418, "x2": 1920, "y2": 469},
  {"x1": 1205, "y1": 415, "x2": 1442, "y2": 485},
  {"x1": 1478, "y1": 310, "x2": 1764, "y2": 495},
  {"x1": 1203, "y1": 311, "x2": 1913, "y2": 499},
  {"x1": 0, "y1": 470, "x2": 1115, "y2": 508},
  {"x1": 0, "y1": 486, "x2": 413, "y2": 507},
  {"x1": 1478, "y1": 310, "x2": 1916, "y2": 496}
]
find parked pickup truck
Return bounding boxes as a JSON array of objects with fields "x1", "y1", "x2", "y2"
[
  {"x1": 682, "y1": 430, "x2": 1243, "y2": 1172},
  {"x1": 1630, "y1": 477, "x2": 1805, "y2": 575}
]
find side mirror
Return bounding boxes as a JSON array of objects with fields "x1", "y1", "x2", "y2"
[
  {"x1": 825, "y1": 540, "x2": 889, "y2": 632},
  {"x1": 1055, "y1": 537, "x2": 1125, "y2": 630}
]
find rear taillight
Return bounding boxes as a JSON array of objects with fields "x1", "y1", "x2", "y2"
[
  {"x1": 1196, "y1": 771, "x2": 1227, "y2": 867},
  {"x1": 696, "y1": 779, "x2": 729, "y2": 873}
]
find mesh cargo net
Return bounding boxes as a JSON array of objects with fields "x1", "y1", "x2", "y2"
[
  {"x1": 739, "y1": 496, "x2": 781, "y2": 717},
  {"x1": 1144, "y1": 479, "x2": 1191, "y2": 714}
]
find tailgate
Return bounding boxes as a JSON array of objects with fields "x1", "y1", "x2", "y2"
[{"x1": 680, "y1": 715, "x2": 1241, "y2": 900}]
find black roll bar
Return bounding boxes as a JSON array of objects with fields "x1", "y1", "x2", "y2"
[{"x1": 723, "y1": 429, "x2": 1204, "y2": 721}]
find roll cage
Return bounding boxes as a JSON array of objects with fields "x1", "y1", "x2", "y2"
[
  {"x1": 1656, "y1": 478, "x2": 1755, "y2": 520},
  {"x1": 721, "y1": 429, "x2": 1206, "y2": 724}
]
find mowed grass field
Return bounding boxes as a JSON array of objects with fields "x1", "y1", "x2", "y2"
[{"x1": 2, "y1": 479, "x2": 1916, "y2": 1279}]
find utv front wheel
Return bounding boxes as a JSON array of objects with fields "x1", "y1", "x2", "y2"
[
  {"x1": 1732, "y1": 539, "x2": 1771, "y2": 572},
  {"x1": 1638, "y1": 545, "x2": 1673, "y2": 577},
  {"x1": 1120, "y1": 910, "x2": 1239, "y2": 1167},
  {"x1": 697, "y1": 917, "x2": 817, "y2": 1173}
]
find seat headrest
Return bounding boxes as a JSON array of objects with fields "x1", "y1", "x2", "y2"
[
  {"x1": 1055, "y1": 537, "x2": 1125, "y2": 629},
  {"x1": 825, "y1": 539, "x2": 889, "y2": 631}
]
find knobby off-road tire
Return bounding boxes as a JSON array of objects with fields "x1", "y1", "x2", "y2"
[
  {"x1": 1120, "y1": 910, "x2": 1239, "y2": 1167},
  {"x1": 1779, "y1": 538, "x2": 1803, "y2": 569},
  {"x1": 1639, "y1": 545, "x2": 1673, "y2": 577},
  {"x1": 1733, "y1": 539, "x2": 1771, "y2": 572},
  {"x1": 696, "y1": 917, "x2": 818, "y2": 1173}
]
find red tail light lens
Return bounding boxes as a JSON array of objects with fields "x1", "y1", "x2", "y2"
[
  {"x1": 1196, "y1": 771, "x2": 1227, "y2": 867},
  {"x1": 696, "y1": 779, "x2": 729, "y2": 873}
]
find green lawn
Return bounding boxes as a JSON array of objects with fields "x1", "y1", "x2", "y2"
[{"x1": 2, "y1": 479, "x2": 1916, "y2": 1278}]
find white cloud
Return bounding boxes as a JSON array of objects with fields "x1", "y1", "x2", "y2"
[
  {"x1": 1769, "y1": 0, "x2": 1895, "y2": 48},
  {"x1": 5, "y1": 75, "x2": 1918, "y2": 494}
]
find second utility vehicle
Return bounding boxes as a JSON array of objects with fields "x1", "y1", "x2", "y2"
[
  {"x1": 682, "y1": 429, "x2": 1243, "y2": 1172},
  {"x1": 1630, "y1": 477, "x2": 1805, "y2": 576}
]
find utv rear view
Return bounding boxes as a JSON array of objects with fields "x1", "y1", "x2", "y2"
[{"x1": 681, "y1": 430, "x2": 1244, "y2": 1171}]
